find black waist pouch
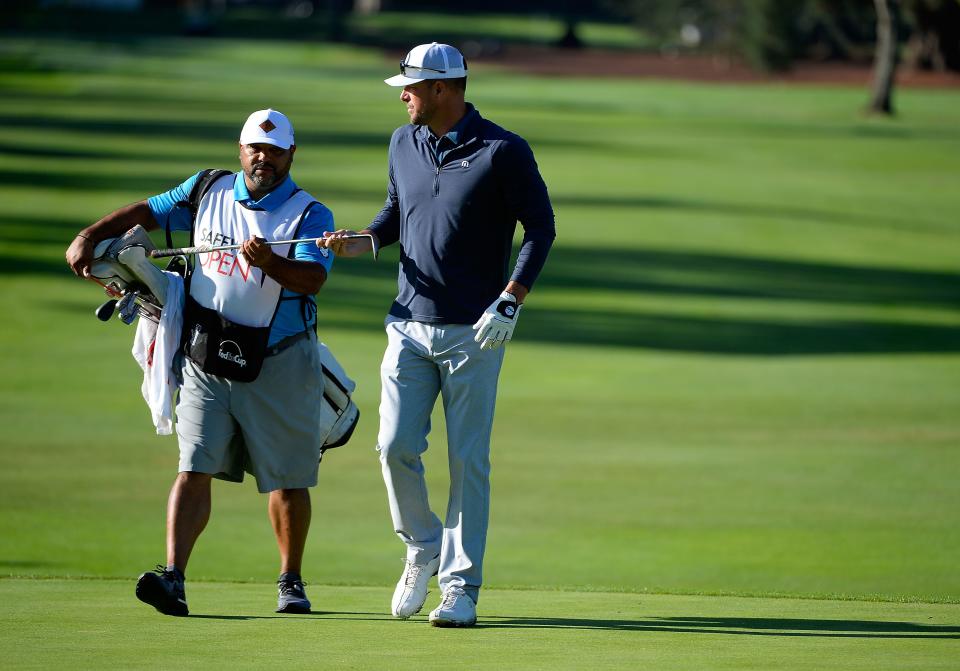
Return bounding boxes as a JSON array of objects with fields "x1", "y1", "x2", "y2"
[{"x1": 182, "y1": 295, "x2": 270, "y2": 382}]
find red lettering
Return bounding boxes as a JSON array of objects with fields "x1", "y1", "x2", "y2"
[
  {"x1": 217, "y1": 252, "x2": 234, "y2": 275},
  {"x1": 198, "y1": 250, "x2": 252, "y2": 282},
  {"x1": 200, "y1": 251, "x2": 219, "y2": 269},
  {"x1": 230, "y1": 255, "x2": 251, "y2": 281}
]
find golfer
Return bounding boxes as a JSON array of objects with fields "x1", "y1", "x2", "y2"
[
  {"x1": 65, "y1": 109, "x2": 334, "y2": 616},
  {"x1": 322, "y1": 43, "x2": 555, "y2": 627}
]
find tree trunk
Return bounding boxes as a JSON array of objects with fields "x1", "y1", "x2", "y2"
[{"x1": 868, "y1": 0, "x2": 898, "y2": 115}]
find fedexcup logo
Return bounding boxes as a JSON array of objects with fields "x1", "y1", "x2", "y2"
[
  {"x1": 497, "y1": 301, "x2": 516, "y2": 319},
  {"x1": 218, "y1": 340, "x2": 246, "y2": 367}
]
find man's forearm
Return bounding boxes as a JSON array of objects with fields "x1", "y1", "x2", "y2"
[
  {"x1": 510, "y1": 229, "x2": 555, "y2": 294},
  {"x1": 367, "y1": 202, "x2": 400, "y2": 248},
  {"x1": 67, "y1": 200, "x2": 159, "y2": 277},
  {"x1": 259, "y1": 257, "x2": 327, "y2": 295},
  {"x1": 78, "y1": 201, "x2": 158, "y2": 244}
]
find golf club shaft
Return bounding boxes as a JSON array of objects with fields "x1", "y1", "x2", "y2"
[{"x1": 149, "y1": 234, "x2": 374, "y2": 259}]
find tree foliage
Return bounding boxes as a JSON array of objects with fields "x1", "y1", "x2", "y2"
[
  {"x1": 905, "y1": 0, "x2": 960, "y2": 70},
  {"x1": 606, "y1": 0, "x2": 960, "y2": 72}
]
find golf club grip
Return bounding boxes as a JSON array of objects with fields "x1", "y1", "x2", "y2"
[
  {"x1": 149, "y1": 235, "x2": 370, "y2": 259},
  {"x1": 150, "y1": 248, "x2": 195, "y2": 258}
]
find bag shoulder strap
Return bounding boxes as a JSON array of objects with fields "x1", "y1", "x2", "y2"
[
  {"x1": 167, "y1": 169, "x2": 232, "y2": 285},
  {"x1": 164, "y1": 168, "x2": 231, "y2": 249},
  {"x1": 185, "y1": 169, "x2": 233, "y2": 247}
]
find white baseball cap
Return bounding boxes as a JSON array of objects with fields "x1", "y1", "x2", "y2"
[
  {"x1": 385, "y1": 42, "x2": 468, "y2": 87},
  {"x1": 239, "y1": 109, "x2": 295, "y2": 149}
]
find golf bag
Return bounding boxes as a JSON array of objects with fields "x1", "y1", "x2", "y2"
[
  {"x1": 85, "y1": 170, "x2": 361, "y2": 449},
  {"x1": 89, "y1": 225, "x2": 169, "y2": 324},
  {"x1": 317, "y1": 342, "x2": 360, "y2": 453}
]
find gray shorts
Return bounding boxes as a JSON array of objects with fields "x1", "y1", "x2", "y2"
[{"x1": 175, "y1": 334, "x2": 324, "y2": 493}]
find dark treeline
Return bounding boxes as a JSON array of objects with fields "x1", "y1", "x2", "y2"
[
  {"x1": 8, "y1": 0, "x2": 960, "y2": 75},
  {"x1": 389, "y1": 0, "x2": 959, "y2": 74}
]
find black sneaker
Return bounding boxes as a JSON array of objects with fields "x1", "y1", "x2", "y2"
[
  {"x1": 276, "y1": 573, "x2": 311, "y2": 614},
  {"x1": 136, "y1": 565, "x2": 188, "y2": 616}
]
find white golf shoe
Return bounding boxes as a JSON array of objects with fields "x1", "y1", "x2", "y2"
[
  {"x1": 428, "y1": 586, "x2": 477, "y2": 627},
  {"x1": 391, "y1": 554, "x2": 440, "y2": 618}
]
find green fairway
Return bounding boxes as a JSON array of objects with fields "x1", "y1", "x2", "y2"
[
  {"x1": 2, "y1": 578, "x2": 958, "y2": 670},
  {"x1": 0, "y1": 30, "x2": 959, "y2": 670}
]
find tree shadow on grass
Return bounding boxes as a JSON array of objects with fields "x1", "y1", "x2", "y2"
[
  {"x1": 1, "y1": 134, "x2": 950, "y2": 237},
  {"x1": 131, "y1": 611, "x2": 960, "y2": 638},
  {"x1": 0, "y1": 169, "x2": 377, "y2": 204},
  {"x1": 534, "y1": 246, "x2": 960, "y2": 308},
  {"x1": 0, "y1": 142, "x2": 131, "y2": 161},
  {"x1": 0, "y1": 560, "x2": 59, "y2": 569},
  {"x1": 519, "y1": 309, "x2": 960, "y2": 354},
  {"x1": 188, "y1": 614, "x2": 288, "y2": 621},
  {"x1": 6, "y1": 221, "x2": 958, "y2": 355},
  {"x1": 479, "y1": 615, "x2": 960, "y2": 639},
  {"x1": 0, "y1": 114, "x2": 390, "y2": 149},
  {"x1": 317, "y1": 244, "x2": 960, "y2": 355},
  {"x1": 550, "y1": 193, "x2": 951, "y2": 235},
  {"x1": 188, "y1": 611, "x2": 395, "y2": 622}
]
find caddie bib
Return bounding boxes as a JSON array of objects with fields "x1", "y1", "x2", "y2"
[
  {"x1": 182, "y1": 174, "x2": 317, "y2": 382},
  {"x1": 189, "y1": 174, "x2": 315, "y2": 325}
]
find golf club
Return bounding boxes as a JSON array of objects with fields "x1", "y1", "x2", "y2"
[
  {"x1": 150, "y1": 233, "x2": 378, "y2": 260},
  {"x1": 95, "y1": 298, "x2": 118, "y2": 321}
]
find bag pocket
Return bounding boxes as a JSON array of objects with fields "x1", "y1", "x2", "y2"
[
  {"x1": 182, "y1": 295, "x2": 270, "y2": 383},
  {"x1": 319, "y1": 362, "x2": 360, "y2": 450}
]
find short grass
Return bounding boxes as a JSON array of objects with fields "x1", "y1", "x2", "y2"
[
  {"x1": 2, "y1": 579, "x2": 958, "y2": 671},
  {"x1": 0, "y1": 32, "x2": 958, "y2": 670}
]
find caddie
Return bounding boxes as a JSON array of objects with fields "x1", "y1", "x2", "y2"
[
  {"x1": 65, "y1": 109, "x2": 334, "y2": 616},
  {"x1": 322, "y1": 43, "x2": 555, "y2": 627}
]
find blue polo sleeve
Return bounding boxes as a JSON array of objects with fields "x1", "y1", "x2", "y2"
[
  {"x1": 367, "y1": 129, "x2": 402, "y2": 246},
  {"x1": 146, "y1": 172, "x2": 202, "y2": 233},
  {"x1": 293, "y1": 202, "x2": 335, "y2": 272},
  {"x1": 498, "y1": 137, "x2": 555, "y2": 290}
]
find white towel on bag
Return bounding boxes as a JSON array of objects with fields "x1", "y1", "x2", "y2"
[{"x1": 132, "y1": 272, "x2": 184, "y2": 435}]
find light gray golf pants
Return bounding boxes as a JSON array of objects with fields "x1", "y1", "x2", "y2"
[{"x1": 378, "y1": 317, "x2": 505, "y2": 603}]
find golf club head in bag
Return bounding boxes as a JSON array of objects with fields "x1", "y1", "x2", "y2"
[{"x1": 89, "y1": 225, "x2": 167, "y2": 324}]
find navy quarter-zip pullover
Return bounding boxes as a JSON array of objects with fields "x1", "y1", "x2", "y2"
[{"x1": 368, "y1": 104, "x2": 555, "y2": 324}]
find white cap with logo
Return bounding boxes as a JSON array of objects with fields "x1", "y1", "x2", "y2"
[
  {"x1": 385, "y1": 42, "x2": 468, "y2": 87},
  {"x1": 239, "y1": 109, "x2": 295, "y2": 149}
]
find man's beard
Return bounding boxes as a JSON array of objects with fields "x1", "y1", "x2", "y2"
[{"x1": 248, "y1": 163, "x2": 286, "y2": 189}]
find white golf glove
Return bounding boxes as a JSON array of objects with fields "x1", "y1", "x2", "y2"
[{"x1": 473, "y1": 292, "x2": 522, "y2": 350}]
